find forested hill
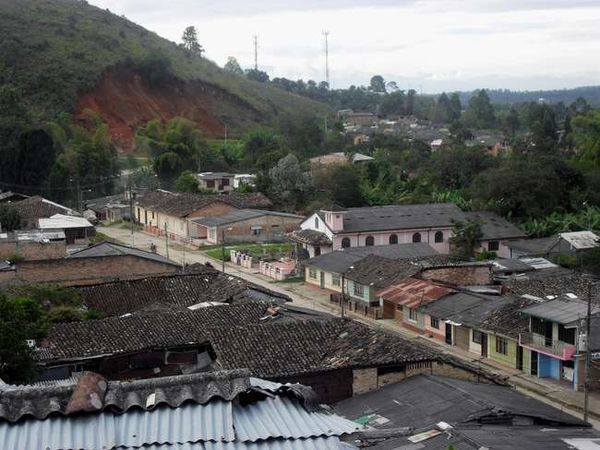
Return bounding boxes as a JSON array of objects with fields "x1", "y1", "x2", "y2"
[
  {"x1": 0, "y1": 0, "x2": 328, "y2": 146},
  {"x1": 455, "y1": 86, "x2": 600, "y2": 106}
]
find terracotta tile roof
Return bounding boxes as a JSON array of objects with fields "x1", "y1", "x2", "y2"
[
  {"x1": 209, "y1": 318, "x2": 434, "y2": 378},
  {"x1": 136, "y1": 190, "x2": 272, "y2": 217},
  {"x1": 10, "y1": 196, "x2": 75, "y2": 228},
  {"x1": 478, "y1": 296, "x2": 538, "y2": 339},
  {"x1": 77, "y1": 269, "x2": 291, "y2": 317},
  {"x1": 40, "y1": 302, "x2": 273, "y2": 362},
  {"x1": 344, "y1": 255, "x2": 421, "y2": 289},
  {"x1": 376, "y1": 277, "x2": 454, "y2": 308},
  {"x1": 287, "y1": 229, "x2": 332, "y2": 246}
]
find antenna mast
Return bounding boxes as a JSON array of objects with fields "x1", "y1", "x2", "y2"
[
  {"x1": 253, "y1": 34, "x2": 258, "y2": 70},
  {"x1": 322, "y1": 31, "x2": 330, "y2": 86}
]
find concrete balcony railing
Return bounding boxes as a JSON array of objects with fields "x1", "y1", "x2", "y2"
[{"x1": 519, "y1": 332, "x2": 576, "y2": 360}]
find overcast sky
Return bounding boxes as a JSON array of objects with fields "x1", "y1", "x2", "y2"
[{"x1": 89, "y1": 0, "x2": 600, "y2": 92}]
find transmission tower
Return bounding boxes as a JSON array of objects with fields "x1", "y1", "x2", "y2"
[
  {"x1": 253, "y1": 35, "x2": 258, "y2": 70},
  {"x1": 322, "y1": 31, "x2": 330, "y2": 86}
]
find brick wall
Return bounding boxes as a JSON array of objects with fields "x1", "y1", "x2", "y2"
[
  {"x1": 0, "y1": 240, "x2": 66, "y2": 260},
  {"x1": 9, "y1": 255, "x2": 179, "y2": 285},
  {"x1": 210, "y1": 214, "x2": 302, "y2": 244},
  {"x1": 421, "y1": 266, "x2": 491, "y2": 286}
]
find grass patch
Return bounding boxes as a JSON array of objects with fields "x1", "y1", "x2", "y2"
[{"x1": 204, "y1": 243, "x2": 292, "y2": 261}]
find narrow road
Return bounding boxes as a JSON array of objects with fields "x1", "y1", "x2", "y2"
[{"x1": 98, "y1": 225, "x2": 600, "y2": 428}]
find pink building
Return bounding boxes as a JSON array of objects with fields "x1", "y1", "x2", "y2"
[{"x1": 292, "y1": 203, "x2": 526, "y2": 258}]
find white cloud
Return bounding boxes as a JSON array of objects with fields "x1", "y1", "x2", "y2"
[{"x1": 89, "y1": 0, "x2": 600, "y2": 91}]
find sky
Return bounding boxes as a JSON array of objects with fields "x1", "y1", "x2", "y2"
[{"x1": 89, "y1": 0, "x2": 600, "y2": 93}]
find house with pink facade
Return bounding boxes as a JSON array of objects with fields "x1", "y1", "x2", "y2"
[{"x1": 291, "y1": 203, "x2": 525, "y2": 258}]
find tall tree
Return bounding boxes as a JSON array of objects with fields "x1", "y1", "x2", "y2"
[
  {"x1": 224, "y1": 56, "x2": 243, "y2": 75},
  {"x1": 181, "y1": 26, "x2": 204, "y2": 56},
  {"x1": 369, "y1": 75, "x2": 386, "y2": 93},
  {"x1": 450, "y1": 220, "x2": 483, "y2": 259},
  {"x1": 268, "y1": 154, "x2": 312, "y2": 211},
  {"x1": 462, "y1": 89, "x2": 496, "y2": 129},
  {"x1": 0, "y1": 205, "x2": 21, "y2": 232}
]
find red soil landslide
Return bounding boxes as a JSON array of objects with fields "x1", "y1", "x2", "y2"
[{"x1": 75, "y1": 70, "x2": 240, "y2": 152}]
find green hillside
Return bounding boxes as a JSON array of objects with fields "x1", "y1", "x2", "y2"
[{"x1": 0, "y1": 0, "x2": 328, "y2": 128}]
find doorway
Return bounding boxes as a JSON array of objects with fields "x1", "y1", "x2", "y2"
[
  {"x1": 531, "y1": 351, "x2": 538, "y2": 376},
  {"x1": 516, "y1": 345, "x2": 524, "y2": 371},
  {"x1": 320, "y1": 271, "x2": 325, "y2": 289},
  {"x1": 481, "y1": 333, "x2": 488, "y2": 358},
  {"x1": 445, "y1": 323, "x2": 452, "y2": 345}
]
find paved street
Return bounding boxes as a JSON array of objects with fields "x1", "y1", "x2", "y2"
[{"x1": 98, "y1": 225, "x2": 600, "y2": 427}]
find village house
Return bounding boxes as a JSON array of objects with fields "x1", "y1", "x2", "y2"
[
  {"x1": 196, "y1": 171, "x2": 235, "y2": 193},
  {"x1": 294, "y1": 203, "x2": 524, "y2": 258},
  {"x1": 190, "y1": 209, "x2": 303, "y2": 244},
  {"x1": 302, "y1": 242, "x2": 439, "y2": 292},
  {"x1": 519, "y1": 296, "x2": 600, "y2": 390},
  {"x1": 0, "y1": 229, "x2": 66, "y2": 260},
  {"x1": 233, "y1": 173, "x2": 256, "y2": 189},
  {"x1": 8, "y1": 195, "x2": 78, "y2": 230},
  {"x1": 38, "y1": 213, "x2": 95, "y2": 244},
  {"x1": 506, "y1": 230, "x2": 600, "y2": 258},
  {"x1": 334, "y1": 374, "x2": 600, "y2": 450},
  {"x1": 84, "y1": 193, "x2": 134, "y2": 223},
  {"x1": 36, "y1": 298, "x2": 501, "y2": 403},
  {"x1": 134, "y1": 190, "x2": 272, "y2": 241},
  {"x1": 309, "y1": 152, "x2": 374, "y2": 170},
  {"x1": 0, "y1": 241, "x2": 180, "y2": 286},
  {"x1": 0, "y1": 370, "x2": 362, "y2": 450}
]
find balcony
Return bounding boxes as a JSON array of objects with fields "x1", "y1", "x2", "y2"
[{"x1": 519, "y1": 332, "x2": 576, "y2": 360}]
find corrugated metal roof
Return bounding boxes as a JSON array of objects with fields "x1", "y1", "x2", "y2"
[
  {"x1": 559, "y1": 231, "x2": 600, "y2": 249},
  {"x1": 376, "y1": 277, "x2": 453, "y2": 308},
  {"x1": 234, "y1": 396, "x2": 361, "y2": 442},
  {"x1": 39, "y1": 214, "x2": 93, "y2": 229},
  {"x1": 521, "y1": 298, "x2": 600, "y2": 324},
  {"x1": 0, "y1": 378, "x2": 361, "y2": 450},
  {"x1": 67, "y1": 241, "x2": 179, "y2": 266}
]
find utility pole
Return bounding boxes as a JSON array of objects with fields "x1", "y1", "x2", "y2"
[
  {"x1": 341, "y1": 272, "x2": 345, "y2": 318},
  {"x1": 128, "y1": 185, "x2": 135, "y2": 247},
  {"x1": 584, "y1": 281, "x2": 593, "y2": 422},
  {"x1": 253, "y1": 35, "x2": 258, "y2": 70},
  {"x1": 164, "y1": 222, "x2": 169, "y2": 259},
  {"x1": 221, "y1": 229, "x2": 226, "y2": 272},
  {"x1": 322, "y1": 31, "x2": 330, "y2": 87}
]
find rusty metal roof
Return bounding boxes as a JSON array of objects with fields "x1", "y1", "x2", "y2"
[{"x1": 376, "y1": 277, "x2": 453, "y2": 309}]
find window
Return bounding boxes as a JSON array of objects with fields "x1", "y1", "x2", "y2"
[
  {"x1": 408, "y1": 308, "x2": 418, "y2": 322},
  {"x1": 315, "y1": 217, "x2": 319, "y2": 228},
  {"x1": 389, "y1": 234, "x2": 398, "y2": 244},
  {"x1": 365, "y1": 235, "x2": 375, "y2": 246},
  {"x1": 472, "y1": 330, "x2": 483, "y2": 344},
  {"x1": 430, "y1": 317, "x2": 440, "y2": 329},
  {"x1": 495, "y1": 336, "x2": 508, "y2": 355},
  {"x1": 314, "y1": 247, "x2": 321, "y2": 256},
  {"x1": 434, "y1": 231, "x2": 444, "y2": 243},
  {"x1": 222, "y1": 178, "x2": 230, "y2": 186},
  {"x1": 332, "y1": 274, "x2": 341, "y2": 286},
  {"x1": 531, "y1": 317, "x2": 547, "y2": 336},
  {"x1": 558, "y1": 325, "x2": 576, "y2": 345},
  {"x1": 353, "y1": 283, "x2": 364, "y2": 297},
  {"x1": 412, "y1": 232, "x2": 421, "y2": 243},
  {"x1": 252, "y1": 228, "x2": 262, "y2": 235},
  {"x1": 488, "y1": 241, "x2": 500, "y2": 252},
  {"x1": 308, "y1": 268, "x2": 317, "y2": 279},
  {"x1": 206, "y1": 180, "x2": 215, "y2": 188},
  {"x1": 341, "y1": 237, "x2": 351, "y2": 248}
]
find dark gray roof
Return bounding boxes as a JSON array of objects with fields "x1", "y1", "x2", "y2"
[
  {"x1": 521, "y1": 297, "x2": 600, "y2": 324},
  {"x1": 480, "y1": 296, "x2": 538, "y2": 338},
  {"x1": 326, "y1": 203, "x2": 463, "y2": 233},
  {"x1": 67, "y1": 242, "x2": 180, "y2": 266},
  {"x1": 191, "y1": 209, "x2": 303, "y2": 227},
  {"x1": 422, "y1": 292, "x2": 509, "y2": 328},
  {"x1": 464, "y1": 211, "x2": 527, "y2": 240},
  {"x1": 76, "y1": 270, "x2": 291, "y2": 317},
  {"x1": 344, "y1": 255, "x2": 420, "y2": 289},
  {"x1": 492, "y1": 258, "x2": 536, "y2": 273},
  {"x1": 306, "y1": 243, "x2": 439, "y2": 274},
  {"x1": 506, "y1": 236, "x2": 561, "y2": 254},
  {"x1": 334, "y1": 374, "x2": 592, "y2": 450}
]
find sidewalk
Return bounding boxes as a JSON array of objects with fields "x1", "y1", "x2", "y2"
[{"x1": 98, "y1": 225, "x2": 600, "y2": 427}]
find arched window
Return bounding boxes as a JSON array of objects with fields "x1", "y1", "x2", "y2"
[
  {"x1": 341, "y1": 237, "x2": 351, "y2": 248},
  {"x1": 389, "y1": 234, "x2": 398, "y2": 244},
  {"x1": 434, "y1": 231, "x2": 444, "y2": 243},
  {"x1": 314, "y1": 217, "x2": 319, "y2": 228},
  {"x1": 412, "y1": 232, "x2": 422, "y2": 243},
  {"x1": 365, "y1": 236, "x2": 375, "y2": 246}
]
